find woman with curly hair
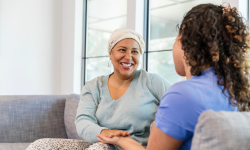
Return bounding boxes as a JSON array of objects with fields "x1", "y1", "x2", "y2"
[{"x1": 97, "y1": 3, "x2": 250, "y2": 150}]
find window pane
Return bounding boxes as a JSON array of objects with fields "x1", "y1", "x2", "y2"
[
  {"x1": 87, "y1": 0, "x2": 127, "y2": 57},
  {"x1": 148, "y1": 51, "x2": 181, "y2": 84},
  {"x1": 87, "y1": 29, "x2": 111, "y2": 57},
  {"x1": 249, "y1": 0, "x2": 250, "y2": 25},
  {"x1": 149, "y1": 0, "x2": 222, "y2": 83},
  {"x1": 86, "y1": 57, "x2": 113, "y2": 81},
  {"x1": 84, "y1": 0, "x2": 127, "y2": 82}
]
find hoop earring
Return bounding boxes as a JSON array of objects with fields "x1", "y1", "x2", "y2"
[{"x1": 108, "y1": 59, "x2": 111, "y2": 67}]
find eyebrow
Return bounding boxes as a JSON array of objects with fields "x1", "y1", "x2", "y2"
[
  {"x1": 117, "y1": 46, "x2": 139, "y2": 50},
  {"x1": 117, "y1": 46, "x2": 127, "y2": 49}
]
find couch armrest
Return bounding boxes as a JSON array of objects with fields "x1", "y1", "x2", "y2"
[{"x1": 0, "y1": 95, "x2": 68, "y2": 143}]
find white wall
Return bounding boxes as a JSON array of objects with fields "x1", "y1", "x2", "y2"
[
  {"x1": 61, "y1": 0, "x2": 83, "y2": 95},
  {"x1": 0, "y1": 0, "x2": 246, "y2": 95},
  {"x1": 0, "y1": 0, "x2": 62, "y2": 95}
]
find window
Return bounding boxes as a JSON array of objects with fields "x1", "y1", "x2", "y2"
[
  {"x1": 249, "y1": 0, "x2": 250, "y2": 25},
  {"x1": 82, "y1": 0, "x2": 127, "y2": 84},
  {"x1": 82, "y1": 0, "x2": 240, "y2": 86},
  {"x1": 146, "y1": 0, "x2": 222, "y2": 84}
]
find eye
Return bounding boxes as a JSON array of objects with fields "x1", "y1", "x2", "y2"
[
  {"x1": 119, "y1": 49, "x2": 126, "y2": 52},
  {"x1": 132, "y1": 50, "x2": 139, "y2": 54}
]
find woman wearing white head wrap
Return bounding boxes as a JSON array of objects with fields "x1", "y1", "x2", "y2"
[
  {"x1": 75, "y1": 28, "x2": 172, "y2": 150},
  {"x1": 107, "y1": 28, "x2": 145, "y2": 55}
]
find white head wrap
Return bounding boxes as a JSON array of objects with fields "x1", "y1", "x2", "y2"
[{"x1": 107, "y1": 28, "x2": 145, "y2": 55}]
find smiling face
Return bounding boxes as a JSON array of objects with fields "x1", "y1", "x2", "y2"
[{"x1": 110, "y1": 38, "x2": 140, "y2": 79}]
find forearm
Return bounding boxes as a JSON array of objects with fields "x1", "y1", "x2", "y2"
[
  {"x1": 117, "y1": 137, "x2": 146, "y2": 150},
  {"x1": 76, "y1": 86, "x2": 106, "y2": 143},
  {"x1": 75, "y1": 118, "x2": 108, "y2": 143}
]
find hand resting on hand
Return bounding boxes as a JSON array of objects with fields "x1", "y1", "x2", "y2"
[{"x1": 100, "y1": 129, "x2": 130, "y2": 138}]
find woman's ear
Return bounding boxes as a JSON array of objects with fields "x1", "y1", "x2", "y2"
[
  {"x1": 109, "y1": 53, "x2": 112, "y2": 60},
  {"x1": 178, "y1": 34, "x2": 182, "y2": 39}
]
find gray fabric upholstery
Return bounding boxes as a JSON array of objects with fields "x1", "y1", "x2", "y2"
[
  {"x1": 64, "y1": 94, "x2": 84, "y2": 140},
  {"x1": 191, "y1": 110, "x2": 250, "y2": 150},
  {"x1": 0, "y1": 143, "x2": 31, "y2": 150},
  {"x1": 0, "y1": 95, "x2": 68, "y2": 143}
]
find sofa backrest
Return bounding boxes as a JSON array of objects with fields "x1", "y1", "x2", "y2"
[
  {"x1": 0, "y1": 95, "x2": 68, "y2": 143},
  {"x1": 191, "y1": 110, "x2": 250, "y2": 150}
]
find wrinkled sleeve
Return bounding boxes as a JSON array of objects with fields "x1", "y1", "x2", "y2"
[
  {"x1": 155, "y1": 84, "x2": 204, "y2": 141},
  {"x1": 151, "y1": 74, "x2": 172, "y2": 102},
  {"x1": 75, "y1": 84, "x2": 108, "y2": 143}
]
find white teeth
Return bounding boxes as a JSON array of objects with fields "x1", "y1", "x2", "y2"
[{"x1": 121, "y1": 63, "x2": 132, "y2": 67}]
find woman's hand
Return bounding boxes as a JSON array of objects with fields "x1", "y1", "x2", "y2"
[
  {"x1": 100, "y1": 129, "x2": 130, "y2": 138},
  {"x1": 97, "y1": 134, "x2": 145, "y2": 150},
  {"x1": 97, "y1": 134, "x2": 130, "y2": 145}
]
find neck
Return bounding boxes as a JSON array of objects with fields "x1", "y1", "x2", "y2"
[
  {"x1": 184, "y1": 64, "x2": 211, "y2": 80},
  {"x1": 202, "y1": 65, "x2": 210, "y2": 70},
  {"x1": 110, "y1": 71, "x2": 136, "y2": 88},
  {"x1": 185, "y1": 65, "x2": 193, "y2": 80}
]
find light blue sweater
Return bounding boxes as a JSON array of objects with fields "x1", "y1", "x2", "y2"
[{"x1": 75, "y1": 69, "x2": 172, "y2": 147}]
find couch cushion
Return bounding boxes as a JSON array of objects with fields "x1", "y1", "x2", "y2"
[
  {"x1": 0, "y1": 143, "x2": 31, "y2": 150},
  {"x1": 0, "y1": 95, "x2": 68, "y2": 143},
  {"x1": 191, "y1": 110, "x2": 250, "y2": 150},
  {"x1": 64, "y1": 94, "x2": 84, "y2": 140}
]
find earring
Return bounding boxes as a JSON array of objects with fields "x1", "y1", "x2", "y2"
[{"x1": 108, "y1": 59, "x2": 111, "y2": 67}]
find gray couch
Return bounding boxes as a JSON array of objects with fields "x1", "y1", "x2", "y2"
[
  {"x1": 1, "y1": 95, "x2": 250, "y2": 150},
  {"x1": 0, "y1": 95, "x2": 69, "y2": 150}
]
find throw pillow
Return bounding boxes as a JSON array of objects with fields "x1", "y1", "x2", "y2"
[
  {"x1": 191, "y1": 110, "x2": 250, "y2": 150},
  {"x1": 64, "y1": 94, "x2": 84, "y2": 140}
]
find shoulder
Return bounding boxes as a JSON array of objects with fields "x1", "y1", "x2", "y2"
[
  {"x1": 133, "y1": 70, "x2": 172, "y2": 100},
  {"x1": 155, "y1": 81, "x2": 205, "y2": 141},
  {"x1": 83, "y1": 75, "x2": 108, "y2": 91},
  {"x1": 161, "y1": 80, "x2": 205, "y2": 109},
  {"x1": 155, "y1": 80, "x2": 206, "y2": 139},
  {"x1": 166, "y1": 80, "x2": 194, "y2": 94},
  {"x1": 136, "y1": 69, "x2": 172, "y2": 85},
  {"x1": 136, "y1": 69, "x2": 162, "y2": 79},
  {"x1": 80, "y1": 75, "x2": 109, "y2": 103},
  {"x1": 135, "y1": 69, "x2": 153, "y2": 78},
  {"x1": 165, "y1": 73, "x2": 215, "y2": 101}
]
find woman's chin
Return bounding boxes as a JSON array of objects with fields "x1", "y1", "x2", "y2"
[
  {"x1": 118, "y1": 70, "x2": 136, "y2": 78},
  {"x1": 175, "y1": 69, "x2": 186, "y2": 77}
]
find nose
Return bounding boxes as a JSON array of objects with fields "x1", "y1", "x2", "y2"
[{"x1": 124, "y1": 51, "x2": 132, "y2": 60}]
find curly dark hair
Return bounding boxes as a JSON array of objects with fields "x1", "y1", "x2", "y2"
[{"x1": 178, "y1": 3, "x2": 250, "y2": 111}]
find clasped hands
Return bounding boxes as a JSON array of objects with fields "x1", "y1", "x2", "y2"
[
  {"x1": 97, "y1": 129, "x2": 131, "y2": 145},
  {"x1": 100, "y1": 129, "x2": 130, "y2": 138}
]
